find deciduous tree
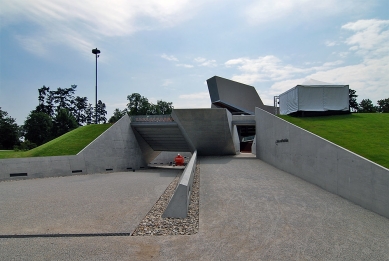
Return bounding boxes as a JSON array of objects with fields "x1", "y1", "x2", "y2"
[
  {"x1": 108, "y1": 108, "x2": 127, "y2": 123},
  {"x1": 0, "y1": 107, "x2": 19, "y2": 149},
  {"x1": 358, "y1": 99, "x2": 376, "y2": 113},
  {"x1": 24, "y1": 111, "x2": 53, "y2": 146},
  {"x1": 377, "y1": 98, "x2": 389, "y2": 113},
  {"x1": 126, "y1": 93, "x2": 174, "y2": 116},
  {"x1": 127, "y1": 93, "x2": 151, "y2": 115},
  {"x1": 52, "y1": 108, "x2": 78, "y2": 137}
]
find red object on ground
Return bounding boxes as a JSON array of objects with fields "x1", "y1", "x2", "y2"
[{"x1": 174, "y1": 154, "x2": 184, "y2": 166}]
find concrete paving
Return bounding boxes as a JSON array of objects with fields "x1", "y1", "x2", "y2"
[
  {"x1": 0, "y1": 169, "x2": 180, "y2": 235},
  {"x1": 1, "y1": 156, "x2": 388, "y2": 260}
]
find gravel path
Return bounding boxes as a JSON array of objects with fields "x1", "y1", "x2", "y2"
[{"x1": 132, "y1": 164, "x2": 200, "y2": 236}]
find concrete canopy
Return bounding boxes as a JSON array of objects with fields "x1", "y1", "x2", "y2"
[{"x1": 207, "y1": 76, "x2": 264, "y2": 115}]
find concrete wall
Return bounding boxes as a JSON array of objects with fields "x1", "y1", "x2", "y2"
[
  {"x1": 232, "y1": 125, "x2": 240, "y2": 153},
  {"x1": 255, "y1": 108, "x2": 389, "y2": 218},
  {"x1": 0, "y1": 115, "x2": 146, "y2": 181},
  {"x1": 78, "y1": 114, "x2": 146, "y2": 173},
  {"x1": 172, "y1": 109, "x2": 236, "y2": 156},
  {"x1": 252, "y1": 135, "x2": 256, "y2": 155},
  {"x1": 163, "y1": 151, "x2": 197, "y2": 218}
]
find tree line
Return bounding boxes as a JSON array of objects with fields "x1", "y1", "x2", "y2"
[
  {"x1": 0, "y1": 85, "x2": 107, "y2": 150},
  {"x1": 108, "y1": 93, "x2": 173, "y2": 123},
  {"x1": 3, "y1": 86, "x2": 385, "y2": 150},
  {"x1": 0, "y1": 88, "x2": 173, "y2": 150},
  {"x1": 349, "y1": 89, "x2": 389, "y2": 113}
]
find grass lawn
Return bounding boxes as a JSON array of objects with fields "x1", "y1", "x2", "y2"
[
  {"x1": 278, "y1": 113, "x2": 389, "y2": 169},
  {"x1": 0, "y1": 124, "x2": 111, "y2": 159}
]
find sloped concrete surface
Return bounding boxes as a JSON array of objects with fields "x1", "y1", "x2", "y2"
[
  {"x1": 255, "y1": 107, "x2": 389, "y2": 218},
  {"x1": 0, "y1": 156, "x2": 388, "y2": 260}
]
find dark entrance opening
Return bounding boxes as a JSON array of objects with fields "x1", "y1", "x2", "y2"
[{"x1": 237, "y1": 125, "x2": 255, "y2": 153}]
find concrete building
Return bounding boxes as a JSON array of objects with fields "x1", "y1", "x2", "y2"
[{"x1": 0, "y1": 76, "x2": 388, "y2": 219}]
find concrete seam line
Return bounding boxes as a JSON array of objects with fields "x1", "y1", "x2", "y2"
[{"x1": 0, "y1": 233, "x2": 132, "y2": 238}]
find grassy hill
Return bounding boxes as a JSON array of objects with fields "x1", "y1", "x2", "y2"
[
  {"x1": 278, "y1": 113, "x2": 389, "y2": 169},
  {"x1": 0, "y1": 124, "x2": 111, "y2": 159}
]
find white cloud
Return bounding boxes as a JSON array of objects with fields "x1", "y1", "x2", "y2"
[
  {"x1": 161, "y1": 53, "x2": 179, "y2": 62},
  {"x1": 245, "y1": 0, "x2": 374, "y2": 26},
  {"x1": 1, "y1": 0, "x2": 199, "y2": 56},
  {"x1": 176, "y1": 64, "x2": 194, "y2": 68},
  {"x1": 230, "y1": 19, "x2": 389, "y2": 105},
  {"x1": 342, "y1": 19, "x2": 389, "y2": 58},
  {"x1": 325, "y1": 40, "x2": 337, "y2": 47},
  {"x1": 194, "y1": 57, "x2": 206, "y2": 63},
  {"x1": 225, "y1": 55, "x2": 310, "y2": 84},
  {"x1": 194, "y1": 57, "x2": 217, "y2": 67}
]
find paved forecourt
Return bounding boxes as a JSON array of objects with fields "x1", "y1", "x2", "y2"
[
  {"x1": 0, "y1": 155, "x2": 388, "y2": 260},
  {"x1": 0, "y1": 169, "x2": 180, "y2": 236}
]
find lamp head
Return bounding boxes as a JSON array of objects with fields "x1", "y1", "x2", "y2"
[{"x1": 92, "y1": 48, "x2": 101, "y2": 54}]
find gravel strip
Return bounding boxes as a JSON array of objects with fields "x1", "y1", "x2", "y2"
[{"x1": 132, "y1": 163, "x2": 200, "y2": 236}]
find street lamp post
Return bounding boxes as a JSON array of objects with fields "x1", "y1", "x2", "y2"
[{"x1": 92, "y1": 48, "x2": 101, "y2": 124}]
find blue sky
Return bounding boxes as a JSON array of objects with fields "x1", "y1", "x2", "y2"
[{"x1": 1, "y1": 0, "x2": 388, "y2": 125}]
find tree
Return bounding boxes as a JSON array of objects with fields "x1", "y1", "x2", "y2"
[
  {"x1": 35, "y1": 86, "x2": 55, "y2": 117},
  {"x1": 52, "y1": 85, "x2": 77, "y2": 112},
  {"x1": 155, "y1": 100, "x2": 173, "y2": 115},
  {"x1": 52, "y1": 108, "x2": 78, "y2": 137},
  {"x1": 85, "y1": 103, "x2": 94, "y2": 125},
  {"x1": 0, "y1": 107, "x2": 19, "y2": 149},
  {"x1": 109, "y1": 108, "x2": 127, "y2": 123},
  {"x1": 94, "y1": 100, "x2": 107, "y2": 124},
  {"x1": 358, "y1": 99, "x2": 376, "y2": 113},
  {"x1": 349, "y1": 89, "x2": 358, "y2": 112},
  {"x1": 126, "y1": 93, "x2": 174, "y2": 116},
  {"x1": 127, "y1": 93, "x2": 151, "y2": 115},
  {"x1": 377, "y1": 98, "x2": 389, "y2": 113},
  {"x1": 24, "y1": 111, "x2": 53, "y2": 146},
  {"x1": 72, "y1": 96, "x2": 88, "y2": 125}
]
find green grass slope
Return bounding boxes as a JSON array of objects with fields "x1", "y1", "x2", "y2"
[
  {"x1": 0, "y1": 124, "x2": 111, "y2": 159},
  {"x1": 279, "y1": 113, "x2": 389, "y2": 169}
]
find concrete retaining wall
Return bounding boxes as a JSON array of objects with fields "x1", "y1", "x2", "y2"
[
  {"x1": 0, "y1": 115, "x2": 146, "y2": 181},
  {"x1": 255, "y1": 108, "x2": 389, "y2": 218},
  {"x1": 163, "y1": 151, "x2": 197, "y2": 218}
]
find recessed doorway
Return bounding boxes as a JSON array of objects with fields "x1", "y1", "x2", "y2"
[{"x1": 237, "y1": 125, "x2": 255, "y2": 153}]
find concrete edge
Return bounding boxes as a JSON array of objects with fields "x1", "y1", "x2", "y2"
[{"x1": 162, "y1": 150, "x2": 197, "y2": 218}]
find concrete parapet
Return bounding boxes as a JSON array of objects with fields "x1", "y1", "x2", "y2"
[
  {"x1": 255, "y1": 107, "x2": 389, "y2": 218},
  {"x1": 163, "y1": 151, "x2": 197, "y2": 218}
]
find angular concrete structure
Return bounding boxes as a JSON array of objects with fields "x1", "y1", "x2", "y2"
[
  {"x1": 207, "y1": 76, "x2": 275, "y2": 115},
  {"x1": 1, "y1": 75, "x2": 388, "y2": 220}
]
